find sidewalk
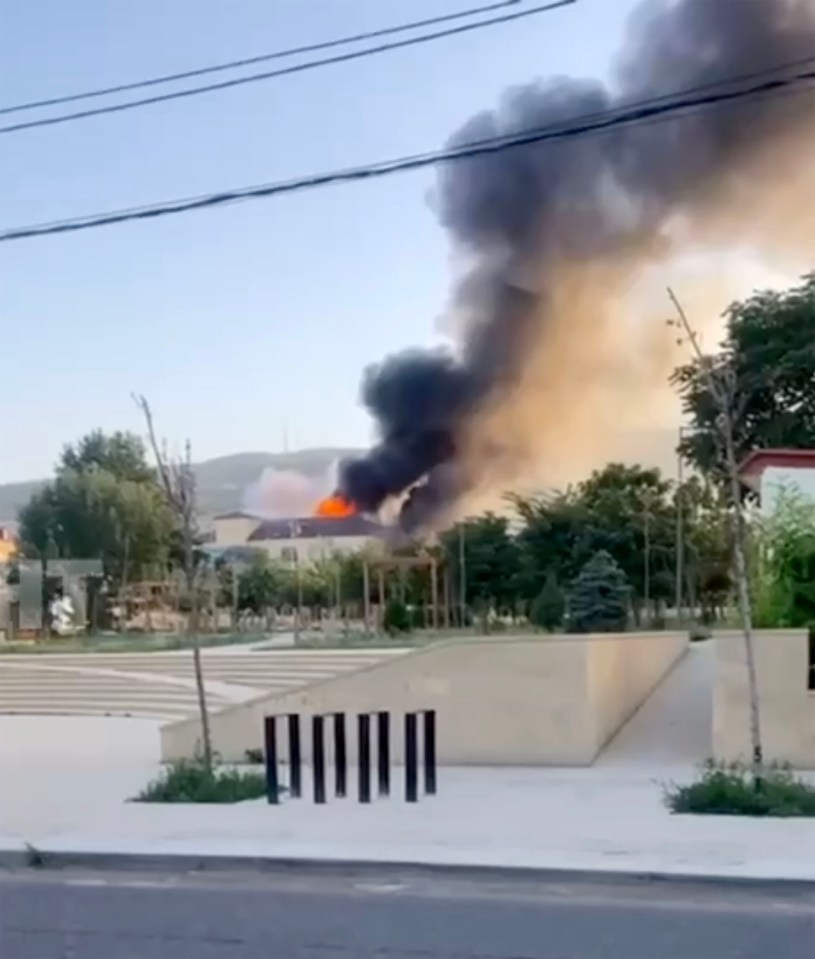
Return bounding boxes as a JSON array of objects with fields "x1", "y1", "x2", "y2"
[{"x1": 1, "y1": 716, "x2": 813, "y2": 884}]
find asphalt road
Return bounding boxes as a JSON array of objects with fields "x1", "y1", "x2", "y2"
[{"x1": 1, "y1": 867, "x2": 813, "y2": 959}]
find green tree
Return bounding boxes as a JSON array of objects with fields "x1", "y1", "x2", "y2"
[
  {"x1": 575, "y1": 464, "x2": 675, "y2": 621},
  {"x1": 237, "y1": 554, "x2": 284, "y2": 614},
  {"x1": 569, "y1": 550, "x2": 630, "y2": 633},
  {"x1": 754, "y1": 488, "x2": 815, "y2": 628},
  {"x1": 439, "y1": 513, "x2": 521, "y2": 624},
  {"x1": 673, "y1": 274, "x2": 815, "y2": 476},
  {"x1": 18, "y1": 442, "x2": 173, "y2": 583},
  {"x1": 530, "y1": 571, "x2": 565, "y2": 632},
  {"x1": 59, "y1": 430, "x2": 154, "y2": 483}
]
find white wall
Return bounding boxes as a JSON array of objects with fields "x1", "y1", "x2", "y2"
[
  {"x1": 161, "y1": 632, "x2": 687, "y2": 766},
  {"x1": 761, "y1": 466, "x2": 815, "y2": 516},
  {"x1": 713, "y1": 629, "x2": 815, "y2": 768}
]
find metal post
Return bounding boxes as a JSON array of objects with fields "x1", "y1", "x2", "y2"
[
  {"x1": 358, "y1": 713, "x2": 371, "y2": 803},
  {"x1": 675, "y1": 426, "x2": 685, "y2": 624},
  {"x1": 362, "y1": 561, "x2": 371, "y2": 636},
  {"x1": 459, "y1": 524, "x2": 467, "y2": 628},
  {"x1": 312, "y1": 715, "x2": 326, "y2": 804},
  {"x1": 405, "y1": 712, "x2": 418, "y2": 803},
  {"x1": 423, "y1": 710, "x2": 437, "y2": 795},
  {"x1": 333, "y1": 712, "x2": 347, "y2": 798},
  {"x1": 287, "y1": 713, "x2": 302, "y2": 799},
  {"x1": 377, "y1": 711, "x2": 390, "y2": 797},
  {"x1": 264, "y1": 715, "x2": 279, "y2": 804}
]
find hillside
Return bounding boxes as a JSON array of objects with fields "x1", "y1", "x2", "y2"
[{"x1": 0, "y1": 448, "x2": 364, "y2": 523}]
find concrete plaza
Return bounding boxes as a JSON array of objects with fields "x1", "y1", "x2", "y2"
[{"x1": 1, "y1": 707, "x2": 813, "y2": 884}]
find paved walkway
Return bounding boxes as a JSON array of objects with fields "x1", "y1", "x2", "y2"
[
  {"x1": 1, "y1": 715, "x2": 813, "y2": 883},
  {"x1": 0, "y1": 647, "x2": 406, "y2": 720},
  {"x1": 599, "y1": 642, "x2": 714, "y2": 770}
]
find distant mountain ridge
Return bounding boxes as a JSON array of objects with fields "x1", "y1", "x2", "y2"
[
  {"x1": 0, "y1": 448, "x2": 365, "y2": 524},
  {"x1": 0, "y1": 430, "x2": 682, "y2": 525}
]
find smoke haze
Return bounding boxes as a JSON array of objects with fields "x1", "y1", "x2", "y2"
[
  {"x1": 339, "y1": 0, "x2": 815, "y2": 530},
  {"x1": 243, "y1": 464, "x2": 336, "y2": 518}
]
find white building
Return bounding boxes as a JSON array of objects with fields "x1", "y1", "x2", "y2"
[
  {"x1": 211, "y1": 511, "x2": 385, "y2": 565},
  {"x1": 738, "y1": 448, "x2": 815, "y2": 514}
]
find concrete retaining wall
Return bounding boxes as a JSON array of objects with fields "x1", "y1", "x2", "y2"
[
  {"x1": 161, "y1": 632, "x2": 688, "y2": 765},
  {"x1": 713, "y1": 629, "x2": 815, "y2": 768}
]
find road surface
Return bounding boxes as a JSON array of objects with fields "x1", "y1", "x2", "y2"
[{"x1": 1, "y1": 866, "x2": 812, "y2": 958}]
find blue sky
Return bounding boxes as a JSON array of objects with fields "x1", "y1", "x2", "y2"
[{"x1": 1, "y1": 0, "x2": 642, "y2": 482}]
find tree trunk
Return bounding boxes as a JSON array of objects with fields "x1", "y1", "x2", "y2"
[
  {"x1": 186, "y1": 551, "x2": 213, "y2": 773},
  {"x1": 722, "y1": 419, "x2": 763, "y2": 777}
]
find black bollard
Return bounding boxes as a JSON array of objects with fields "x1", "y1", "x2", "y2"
[
  {"x1": 287, "y1": 713, "x2": 302, "y2": 799},
  {"x1": 423, "y1": 710, "x2": 437, "y2": 795},
  {"x1": 358, "y1": 713, "x2": 371, "y2": 803},
  {"x1": 312, "y1": 715, "x2": 326, "y2": 804},
  {"x1": 264, "y1": 715, "x2": 279, "y2": 804},
  {"x1": 377, "y1": 711, "x2": 391, "y2": 797},
  {"x1": 404, "y1": 712, "x2": 418, "y2": 803},
  {"x1": 333, "y1": 712, "x2": 347, "y2": 798}
]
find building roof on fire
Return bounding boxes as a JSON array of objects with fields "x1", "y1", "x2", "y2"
[{"x1": 247, "y1": 515, "x2": 383, "y2": 541}]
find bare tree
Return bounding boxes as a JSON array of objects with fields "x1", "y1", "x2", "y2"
[
  {"x1": 667, "y1": 290, "x2": 763, "y2": 776},
  {"x1": 133, "y1": 394, "x2": 213, "y2": 772}
]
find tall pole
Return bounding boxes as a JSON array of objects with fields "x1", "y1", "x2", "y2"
[
  {"x1": 643, "y1": 502, "x2": 651, "y2": 624},
  {"x1": 675, "y1": 426, "x2": 685, "y2": 624},
  {"x1": 458, "y1": 523, "x2": 467, "y2": 628}
]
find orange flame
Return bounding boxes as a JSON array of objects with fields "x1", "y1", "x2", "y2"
[{"x1": 314, "y1": 494, "x2": 357, "y2": 518}]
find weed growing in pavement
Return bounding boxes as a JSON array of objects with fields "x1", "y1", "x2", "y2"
[{"x1": 664, "y1": 760, "x2": 815, "y2": 817}]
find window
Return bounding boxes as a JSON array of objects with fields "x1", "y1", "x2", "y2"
[
  {"x1": 808, "y1": 627, "x2": 815, "y2": 692},
  {"x1": 281, "y1": 546, "x2": 298, "y2": 564}
]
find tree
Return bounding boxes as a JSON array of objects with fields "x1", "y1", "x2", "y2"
[
  {"x1": 530, "y1": 571, "x2": 565, "y2": 632},
  {"x1": 677, "y1": 477, "x2": 732, "y2": 622},
  {"x1": 237, "y1": 553, "x2": 284, "y2": 615},
  {"x1": 669, "y1": 289, "x2": 763, "y2": 776},
  {"x1": 439, "y1": 513, "x2": 520, "y2": 626},
  {"x1": 59, "y1": 430, "x2": 155, "y2": 484},
  {"x1": 754, "y1": 487, "x2": 815, "y2": 628},
  {"x1": 511, "y1": 466, "x2": 676, "y2": 623},
  {"x1": 673, "y1": 273, "x2": 815, "y2": 476},
  {"x1": 134, "y1": 394, "x2": 213, "y2": 773},
  {"x1": 569, "y1": 550, "x2": 629, "y2": 634},
  {"x1": 17, "y1": 431, "x2": 173, "y2": 583},
  {"x1": 576, "y1": 464, "x2": 675, "y2": 622}
]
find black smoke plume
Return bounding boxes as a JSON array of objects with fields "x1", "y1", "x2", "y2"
[{"x1": 339, "y1": 0, "x2": 815, "y2": 531}]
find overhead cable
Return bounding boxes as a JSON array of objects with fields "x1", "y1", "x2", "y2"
[
  {"x1": 1, "y1": 65, "x2": 812, "y2": 243},
  {"x1": 0, "y1": 1, "x2": 576, "y2": 135}
]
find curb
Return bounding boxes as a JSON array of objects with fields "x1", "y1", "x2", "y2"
[{"x1": 1, "y1": 848, "x2": 813, "y2": 892}]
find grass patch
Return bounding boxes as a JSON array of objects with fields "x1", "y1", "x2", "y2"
[
  {"x1": 665, "y1": 761, "x2": 815, "y2": 817},
  {"x1": 134, "y1": 757, "x2": 269, "y2": 803}
]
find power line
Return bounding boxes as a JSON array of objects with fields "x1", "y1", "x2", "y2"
[
  {"x1": 2, "y1": 67, "x2": 812, "y2": 243},
  {"x1": 1, "y1": 0, "x2": 528, "y2": 115},
  {"x1": 0, "y1": 0, "x2": 576, "y2": 135}
]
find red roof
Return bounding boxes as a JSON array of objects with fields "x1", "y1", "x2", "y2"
[{"x1": 738, "y1": 449, "x2": 815, "y2": 491}]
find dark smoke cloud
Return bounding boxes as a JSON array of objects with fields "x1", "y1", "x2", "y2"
[{"x1": 339, "y1": 0, "x2": 815, "y2": 531}]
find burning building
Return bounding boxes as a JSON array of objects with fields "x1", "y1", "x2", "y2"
[
  {"x1": 327, "y1": 0, "x2": 815, "y2": 533},
  {"x1": 212, "y1": 504, "x2": 385, "y2": 566}
]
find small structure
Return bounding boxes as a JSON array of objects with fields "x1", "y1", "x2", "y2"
[{"x1": 738, "y1": 448, "x2": 815, "y2": 513}]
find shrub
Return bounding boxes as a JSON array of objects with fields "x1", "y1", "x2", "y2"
[
  {"x1": 134, "y1": 757, "x2": 268, "y2": 803},
  {"x1": 530, "y1": 572, "x2": 565, "y2": 631},
  {"x1": 383, "y1": 598, "x2": 411, "y2": 635},
  {"x1": 569, "y1": 550, "x2": 630, "y2": 633},
  {"x1": 664, "y1": 761, "x2": 815, "y2": 817}
]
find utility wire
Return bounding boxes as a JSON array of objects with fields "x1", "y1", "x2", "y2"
[
  {"x1": 2, "y1": 0, "x2": 528, "y2": 115},
  {"x1": 0, "y1": 0, "x2": 576, "y2": 135},
  {"x1": 2, "y1": 66, "x2": 812, "y2": 243}
]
